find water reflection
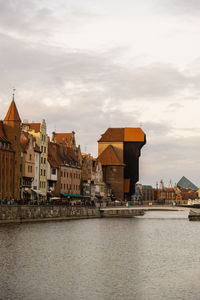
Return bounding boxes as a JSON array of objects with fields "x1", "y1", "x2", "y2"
[{"x1": 0, "y1": 212, "x2": 200, "y2": 300}]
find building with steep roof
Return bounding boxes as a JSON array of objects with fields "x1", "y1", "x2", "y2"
[
  {"x1": 20, "y1": 131, "x2": 35, "y2": 201},
  {"x1": 22, "y1": 120, "x2": 48, "y2": 200},
  {"x1": 97, "y1": 127, "x2": 146, "y2": 201},
  {"x1": 51, "y1": 131, "x2": 82, "y2": 165},
  {"x1": 0, "y1": 97, "x2": 21, "y2": 201},
  {"x1": 47, "y1": 142, "x2": 82, "y2": 199}
]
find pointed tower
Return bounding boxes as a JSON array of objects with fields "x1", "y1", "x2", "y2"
[{"x1": 3, "y1": 95, "x2": 21, "y2": 199}]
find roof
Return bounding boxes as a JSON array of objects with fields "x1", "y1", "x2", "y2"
[
  {"x1": 98, "y1": 128, "x2": 145, "y2": 143},
  {"x1": 23, "y1": 123, "x2": 41, "y2": 133},
  {"x1": 52, "y1": 132, "x2": 74, "y2": 147},
  {"x1": 96, "y1": 145, "x2": 125, "y2": 166},
  {"x1": 4, "y1": 100, "x2": 21, "y2": 122},
  {"x1": 0, "y1": 121, "x2": 9, "y2": 143},
  {"x1": 48, "y1": 142, "x2": 63, "y2": 168},
  {"x1": 48, "y1": 142, "x2": 79, "y2": 168},
  {"x1": 177, "y1": 176, "x2": 198, "y2": 191}
]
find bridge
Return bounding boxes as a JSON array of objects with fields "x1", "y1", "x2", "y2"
[{"x1": 99, "y1": 205, "x2": 189, "y2": 218}]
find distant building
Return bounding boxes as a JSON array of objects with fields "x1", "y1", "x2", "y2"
[
  {"x1": 177, "y1": 176, "x2": 198, "y2": 191},
  {"x1": 0, "y1": 97, "x2": 21, "y2": 201},
  {"x1": 96, "y1": 128, "x2": 146, "y2": 201}
]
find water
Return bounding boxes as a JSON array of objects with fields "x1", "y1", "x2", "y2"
[{"x1": 0, "y1": 210, "x2": 200, "y2": 300}]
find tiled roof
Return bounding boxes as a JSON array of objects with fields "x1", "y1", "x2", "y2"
[
  {"x1": 52, "y1": 133, "x2": 73, "y2": 146},
  {"x1": 98, "y1": 128, "x2": 145, "y2": 142},
  {"x1": 23, "y1": 123, "x2": 41, "y2": 133},
  {"x1": 177, "y1": 176, "x2": 198, "y2": 191},
  {"x1": 48, "y1": 142, "x2": 63, "y2": 167},
  {"x1": 96, "y1": 145, "x2": 125, "y2": 166},
  {"x1": 4, "y1": 100, "x2": 21, "y2": 122},
  {"x1": 48, "y1": 142, "x2": 79, "y2": 168},
  {"x1": 0, "y1": 121, "x2": 9, "y2": 143}
]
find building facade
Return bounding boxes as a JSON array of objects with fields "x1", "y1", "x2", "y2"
[
  {"x1": 97, "y1": 128, "x2": 146, "y2": 201},
  {"x1": 22, "y1": 120, "x2": 48, "y2": 200},
  {"x1": 0, "y1": 98, "x2": 21, "y2": 201}
]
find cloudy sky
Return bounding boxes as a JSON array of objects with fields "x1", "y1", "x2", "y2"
[{"x1": 1, "y1": 0, "x2": 200, "y2": 187}]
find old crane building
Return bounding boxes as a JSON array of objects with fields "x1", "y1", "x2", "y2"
[{"x1": 96, "y1": 128, "x2": 146, "y2": 201}]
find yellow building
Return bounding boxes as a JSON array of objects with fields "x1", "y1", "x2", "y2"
[{"x1": 22, "y1": 120, "x2": 48, "y2": 200}]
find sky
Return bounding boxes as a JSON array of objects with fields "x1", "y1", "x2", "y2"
[{"x1": 1, "y1": 0, "x2": 200, "y2": 187}]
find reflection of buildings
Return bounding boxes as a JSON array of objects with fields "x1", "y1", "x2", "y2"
[
  {"x1": 96, "y1": 128, "x2": 146, "y2": 201},
  {"x1": 0, "y1": 97, "x2": 21, "y2": 201}
]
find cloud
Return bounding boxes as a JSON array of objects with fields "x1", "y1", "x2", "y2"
[{"x1": 155, "y1": 0, "x2": 200, "y2": 16}]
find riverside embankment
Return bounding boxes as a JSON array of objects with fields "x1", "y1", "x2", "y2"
[{"x1": 0, "y1": 205, "x2": 144, "y2": 224}]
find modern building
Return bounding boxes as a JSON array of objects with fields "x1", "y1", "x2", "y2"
[{"x1": 96, "y1": 128, "x2": 146, "y2": 201}]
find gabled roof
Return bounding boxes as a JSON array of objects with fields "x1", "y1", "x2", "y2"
[
  {"x1": 4, "y1": 100, "x2": 21, "y2": 122},
  {"x1": 52, "y1": 132, "x2": 74, "y2": 147},
  {"x1": 23, "y1": 123, "x2": 41, "y2": 133},
  {"x1": 0, "y1": 121, "x2": 9, "y2": 143},
  {"x1": 177, "y1": 176, "x2": 198, "y2": 191},
  {"x1": 48, "y1": 142, "x2": 63, "y2": 168},
  {"x1": 96, "y1": 145, "x2": 125, "y2": 166},
  {"x1": 98, "y1": 127, "x2": 145, "y2": 143}
]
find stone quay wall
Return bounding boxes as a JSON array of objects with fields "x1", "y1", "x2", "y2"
[
  {"x1": 0, "y1": 205, "x2": 145, "y2": 224},
  {"x1": 0, "y1": 205, "x2": 100, "y2": 224}
]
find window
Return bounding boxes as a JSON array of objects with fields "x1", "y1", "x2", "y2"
[
  {"x1": 28, "y1": 165, "x2": 32, "y2": 173},
  {"x1": 41, "y1": 157, "x2": 43, "y2": 164},
  {"x1": 44, "y1": 147, "x2": 46, "y2": 153},
  {"x1": 52, "y1": 168, "x2": 56, "y2": 175},
  {"x1": 44, "y1": 158, "x2": 46, "y2": 164},
  {"x1": 41, "y1": 146, "x2": 43, "y2": 152},
  {"x1": 44, "y1": 170, "x2": 46, "y2": 176},
  {"x1": 41, "y1": 169, "x2": 43, "y2": 175},
  {"x1": 29, "y1": 154, "x2": 32, "y2": 160}
]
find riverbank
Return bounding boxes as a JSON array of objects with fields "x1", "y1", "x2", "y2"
[{"x1": 0, "y1": 205, "x2": 144, "y2": 224}]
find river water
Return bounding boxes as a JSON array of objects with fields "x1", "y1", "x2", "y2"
[{"x1": 0, "y1": 210, "x2": 200, "y2": 300}]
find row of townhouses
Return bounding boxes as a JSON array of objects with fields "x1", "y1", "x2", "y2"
[{"x1": 0, "y1": 97, "x2": 112, "y2": 203}]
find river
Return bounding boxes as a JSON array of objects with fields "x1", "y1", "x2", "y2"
[{"x1": 0, "y1": 210, "x2": 200, "y2": 300}]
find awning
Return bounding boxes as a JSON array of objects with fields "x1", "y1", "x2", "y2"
[
  {"x1": 61, "y1": 193, "x2": 83, "y2": 198},
  {"x1": 31, "y1": 189, "x2": 45, "y2": 196}
]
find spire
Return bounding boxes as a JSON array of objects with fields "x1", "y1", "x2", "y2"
[{"x1": 4, "y1": 92, "x2": 21, "y2": 122}]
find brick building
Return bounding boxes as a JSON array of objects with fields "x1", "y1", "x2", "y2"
[
  {"x1": 96, "y1": 128, "x2": 146, "y2": 201},
  {"x1": 0, "y1": 97, "x2": 21, "y2": 201}
]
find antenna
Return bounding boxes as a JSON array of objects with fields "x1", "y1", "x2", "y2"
[{"x1": 12, "y1": 87, "x2": 16, "y2": 100}]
